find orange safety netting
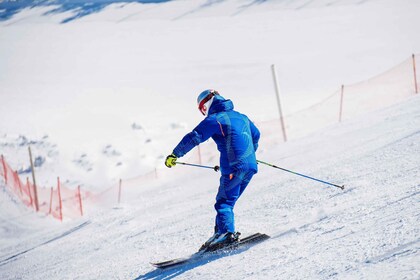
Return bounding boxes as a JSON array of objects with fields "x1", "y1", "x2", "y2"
[
  {"x1": 0, "y1": 155, "x2": 87, "y2": 221},
  {"x1": 260, "y1": 54, "x2": 419, "y2": 142},
  {"x1": 0, "y1": 54, "x2": 418, "y2": 221}
]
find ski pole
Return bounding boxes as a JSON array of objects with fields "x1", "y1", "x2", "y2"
[
  {"x1": 176, "y1": 161, "x2": 220, "y2": 172},
  {"x1": 257, "y1": 160, "x2": 344, "y2": 190}
]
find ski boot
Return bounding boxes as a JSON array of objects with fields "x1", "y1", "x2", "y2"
[
  {"x1": 199, "y1": 231, "x2": 241, "y2": 252},
  {"x1": 199, "y1": 225, "x2": 219, "y2": 252}
]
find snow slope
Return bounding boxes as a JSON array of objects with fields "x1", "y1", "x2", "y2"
[
  {"x1": 0, "y1": 0, "x2": 419, "y2": 279},
  {"x1": 1, "y1": 90, "x2": 419, "y2": 280},
  {"x1": 1, "y1": 0, "x2": 420, "y2": 189}
]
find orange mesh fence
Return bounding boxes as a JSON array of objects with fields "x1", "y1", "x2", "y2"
[
  {"x1": 282, "y1": 90, "x2": 342, "y2": 139},
  {"x1": 60, "y1": 183, "x2": 84, "y2": 218},
  {"x1": 258, "y1": 54, "x2": 419, "y2": 142},
  {"x1": 50, "y1": 187, "x2": 62, "y2": 220},
  {"x1": 1, "y1": 158, "x2": 34, "y2": 207},
  {"x1": 0, "y1": 54, "x2": 418, "y2": 221},
  {"x1": 338, "y1": 57, "x2": 415, "y2": 119},
  {"x1": 36, "y1": 184, "x2": 50, "y2": 214},
  {"x1": 0, "y1": 155, "x2": 87, "y2": 221},
  {"x1": 88, "y1": 168, "x2": 164, "y2": 206},
  {"x1": 165, "y1": 56, "x2": 418, "y2": 158}
]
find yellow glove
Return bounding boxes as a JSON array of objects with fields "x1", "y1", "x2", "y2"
[{"x1": 165, "y1": 154, "x2": 177, "y2": 168}]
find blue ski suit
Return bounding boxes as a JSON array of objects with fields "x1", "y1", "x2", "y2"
[{"x1": 172, "y1": 95, "x2": 260, "y2": 234}]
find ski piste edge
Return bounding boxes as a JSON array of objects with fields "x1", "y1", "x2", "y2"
[{"x1": 151, "y1": 232, "x2": 270, "y2": 269}]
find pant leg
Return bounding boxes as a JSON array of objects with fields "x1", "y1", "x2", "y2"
[
  {"x1": 214, "y1": 170, "x2": 255, "y2": 233},
  {"x1": 238, "y1": 170, "x2": 255, "y2": 197}
]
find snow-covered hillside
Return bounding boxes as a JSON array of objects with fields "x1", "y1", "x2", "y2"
[
  {"x1": 0, "y1": 0, "x2": 419, "y2": 279},
  {"x1": 1, "y1": 0, "x2": 420, "y2": 189},
  {"x1": 1, "y1": 92, "x2": 419, "y2": 279}
]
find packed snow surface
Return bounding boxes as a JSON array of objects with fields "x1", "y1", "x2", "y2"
[
  {"x1": 0, "y1": 0, "x2": 419, "y2": 279},
  {"x1": 1, "y1": 92, "x2": 419, "y2": 279}
]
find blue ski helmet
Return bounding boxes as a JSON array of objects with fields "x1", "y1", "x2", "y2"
[{"x1": 197, "y1": 89, "x2": 219, "y2": 116}]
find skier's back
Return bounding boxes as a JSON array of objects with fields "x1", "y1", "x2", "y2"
[{"x1": 165, "y1": 89, "x2": 260, "y2": 251}]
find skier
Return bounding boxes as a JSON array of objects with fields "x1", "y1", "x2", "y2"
[{"x1": 165, "y1": 89, "x2": 260, "y2": 251}]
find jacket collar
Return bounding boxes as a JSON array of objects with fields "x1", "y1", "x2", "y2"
[{"x1": 208, "y1": 95, "x2": 234, "y2": 115}]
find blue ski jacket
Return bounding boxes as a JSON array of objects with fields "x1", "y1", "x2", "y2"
[{"x1": 173, "y1": 95, "x2": 260, "y2": 175}]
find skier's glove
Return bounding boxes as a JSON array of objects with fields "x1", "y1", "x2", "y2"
[{"x1": 165, "y1": 154, "x2": 177, "y2": 168}]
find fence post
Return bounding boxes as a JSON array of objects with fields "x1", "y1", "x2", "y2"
[
  {"x1": 49, "y1": 187, "x2": 53, "y2": 214},
  {"x1": 271, "y1": 64, "x2": 288, "y2": 142},
  {"x1": 57, "y1": 177, "x2": 63, "y2": 221},
  {"x1": 77, "y1": 185, "x2": 83, "y2": 216},
  {"x1": 339, "y1": 85, "x2": 344, "y2": 122},
  {"x1": 413, "y1": 54, "x2": 418, "y2": 94},
  {"x1": 28, "y1": 146, "x2": 40, "y2": 212},
  {"x1": 1, "y1": 155, "x2": 7, "y2": 185},
  {"x1": 118, "y1": 179, "x2": 122, "y2": 204}
]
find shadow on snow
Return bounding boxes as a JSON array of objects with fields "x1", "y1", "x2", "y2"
[
  {"x1": 0, "y1": 0, "x2": 173, "y2": 23},
  {"x1": 135, "y1": 245, "x2": 253, "y2": 280}
]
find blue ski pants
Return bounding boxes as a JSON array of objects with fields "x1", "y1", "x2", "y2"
[{"x1": 214, "y1": 170, "x2": 256, "y2": 234}]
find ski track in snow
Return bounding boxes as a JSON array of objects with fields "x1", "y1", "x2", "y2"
[{"x1": 0, "y1": 221, "x2": 91, "y2": 267}]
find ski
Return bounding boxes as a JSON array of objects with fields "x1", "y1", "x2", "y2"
[{"x1": 151, "y1": 232, "x2": 270, "y2": 269}]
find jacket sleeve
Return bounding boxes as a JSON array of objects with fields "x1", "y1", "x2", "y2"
[
  {"x1": 172, "y1": 117, "x2": 218, "y2": 157},
  {"x1": 249, "y1": 119, "x2": 260, "y2": 152}
]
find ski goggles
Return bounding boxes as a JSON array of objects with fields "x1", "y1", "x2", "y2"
[{"x1": 198, "y1": 90, "x2": 219, "y2": 116}]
